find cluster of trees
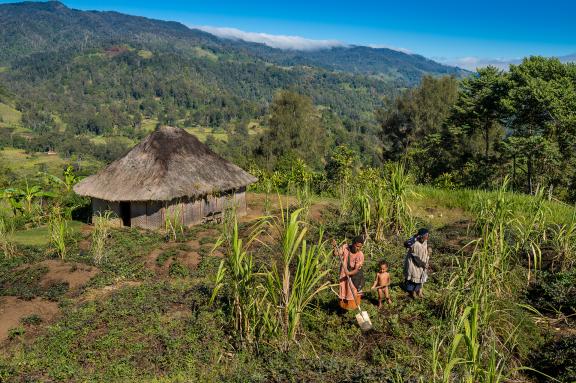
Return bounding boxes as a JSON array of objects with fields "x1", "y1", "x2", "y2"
[
  {"x1": 378, "y1": 57, "x2": 576, "y2": 202},
  {"x1": 3, "y1": 40, "x2": 575, "y2": 203},
  {"x1": 205, "y1": 89, "x2": 383, "y2": 180},
  {"x1": 0, "y1": 128, "x2": 129, "y2": 165},
  {"x1": 209, "y1": 58, "x2": 576, "y2": 204},
  {"x1": 4, "y1": 45, "x2": 389, "y2": 139}
]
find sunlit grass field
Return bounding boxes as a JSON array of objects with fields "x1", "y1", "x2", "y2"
[{"x1": 0, "y1": 148, "x2": 101, "y2": 177}]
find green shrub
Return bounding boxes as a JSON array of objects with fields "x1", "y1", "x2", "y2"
[
  {"x1": 0, "y1": 265, "x2": 48, "y2": 299},
  {"x1": 527, "y1": 269, "x2": 576, "y2": 315},
  {"x1": 21, "y1": 314, "x2": 43, "y2": 325},
  {"x1": 156, "y1": 248, "x2": 178, "y2": 267},
  {"x1": 168, "y1": 261, "x2": 188, "y2": 278},
  {"x1": 7, "y1": 326, "x2": 25, "y2": 340},
  {"x1": 44, "y1": 281, "x2": 69, "y2": 301},
  {"x1": 529, "y1": 335, "x2": 576, "y2": 382}
]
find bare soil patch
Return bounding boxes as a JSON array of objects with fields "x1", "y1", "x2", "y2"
[
  {"x1": 242, "y1": 193, "x2": 296, "y2": 222},
  {"x1": 180, "y1": 251, "x2": 202, "y2": 269},
  {"x1": 145, "y1": 244, "x2": 204, "y2": 276},
  {"x1": 309, "y1": 201, "x2": 335, "y2": 223},
  {"x1": 80, "y1": 280, "x2": 142, "y2": 303},
  {"x1": 0, "y1": 296, "x2": 59, "y2": 342},
  {"x1": 37, "y1": 260, "x2": 99, "y2": 290}
]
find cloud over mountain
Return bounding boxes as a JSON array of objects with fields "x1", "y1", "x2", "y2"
[
  {"x1": 436, "y1": 53, "x2": 576, "y2": 71},
  {"x1": 194, "y1": 26, "x2": 346, "y2": 51},
  {"x1": 434, "y1": 56, "x2": 522, "y2": 71}
]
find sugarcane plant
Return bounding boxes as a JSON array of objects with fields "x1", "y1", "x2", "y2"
[
  {"x1": 48, "y1": 205, "x2": 69, "y2": 259},
  {"x1": 90, "y1": 210, "x2": 113, "y2": 265},
  {"x1": 263, "y1": 208, "x2": 331, "y2": 349},
  {"x1": 295, "y1": 182, "x2": 312, "y2": 222},
  {"x1": 211, "y1": 215, "x2": 268, "y2": 346},
  {"x1": 513, "y1": 185, "x2": 547, "y2": 282},
  {"x1": 164, "y1": 202, "x2": 184, "y2": 242},
  {"x1": 386, "y1": 162, "x2": 413, "y2": 236},
  {"x1": 548, "y1": 214, "x2": 576, "y2": 271},
  {"x1": 0, "y1": 216, "x2": 17, "y2": 258}
]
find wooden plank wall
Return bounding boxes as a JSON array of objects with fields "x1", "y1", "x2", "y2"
[
  {"x1": 92, "y1": 188, "x2": 248, "y2": 230},
  {"x1": 92, "y1": 198, "x2": 122, "y2": 227}
]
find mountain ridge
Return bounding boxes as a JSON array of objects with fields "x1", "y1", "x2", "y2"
[{"x1": 0, "y1": 0, "x2": 466, "y2": 81}]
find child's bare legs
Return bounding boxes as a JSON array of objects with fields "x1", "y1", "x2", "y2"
[
  {"x1": 377, "y1": 288, "x2": 383, "y2": 308},
  {"x1": 383, "y1": 286, "x2": 392, "y2": 304}
]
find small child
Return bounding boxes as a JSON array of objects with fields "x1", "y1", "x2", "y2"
[{"x1": 371, "y1": 261, "x2": 392, "y2": 307}]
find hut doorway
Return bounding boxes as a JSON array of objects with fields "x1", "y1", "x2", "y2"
[{"x1": 120, "y1": 201, "x2": 131, "y2": 227}]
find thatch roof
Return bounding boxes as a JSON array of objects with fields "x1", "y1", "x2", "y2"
[{"x1": 74, "y1": 126, "x2": 257, "y2": 201}]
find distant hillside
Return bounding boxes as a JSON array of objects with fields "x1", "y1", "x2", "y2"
[
  {"x1": 236, "y1": 44, "x2": 466, "y2": 83},
  {"x1": 0, "y1": 1, "x2": 467, "y2": 169},
  {"x1": 559, "y1": 53, "x2": 576, "y2": 63},
  {"x1": 0, "y1": 1, "x2": 465, "y2": 83},
  {"x1": 0, "y1": 1, "x2": 222, "y2": 64}
]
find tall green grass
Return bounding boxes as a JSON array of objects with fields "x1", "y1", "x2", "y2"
[
  {"x1": 48, "y1": 205, "x2": 69, "y2": 259},
  {"x1": 0, "y1": 215, "x2": 17, "y2": 258},
  {"x1": 264, "y1": 208, "x2": 331, "y2": 349},
  {"x1": 416, "y1": 185, "x2": 576, "y2": 225},
  {"x1": 90, "y1": 211, "x2": 113, "y2": 265},
  {"x1": 211, "y1": 208, "x2": 332, "y2": 349}
]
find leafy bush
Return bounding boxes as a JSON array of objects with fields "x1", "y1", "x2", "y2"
[
  {"x1": 168, "y1": 261, "x2": 188, "y2": 278},
  {"x1": 21, "y1": 314, "x2": 43, "y2": 325},
  {"x1": 527, "y1": 269, "x2": 576, "y2": 315},
  {"x1": 7, "y1": 326, "x2": 24, "y2": 340},
  {"x1": 529, "y1": 336, "x2": 576, "y2": 382},
  {"x1": 156, "y1": 248, "x2": 178, "y2": 267},
  {"x1": 0, "y1": 265, "x2": 49, "y2": 300}
]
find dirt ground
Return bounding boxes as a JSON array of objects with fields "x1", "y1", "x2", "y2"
[
  {"x1": 37, "y1": 260, "x2": 99, "y2": 290},
  {"x1": 0, "y1": 193, "x2": 335, "y2": 345},
  {"x1": 80, "y1": 281, "x2": 143, "y2": 303},
  {"x1": 0, "y1": 296, "x2": 59, "y2": 342}
]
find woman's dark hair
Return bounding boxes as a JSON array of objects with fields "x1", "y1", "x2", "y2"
[{"x1": 352, "y1": 235, "x2": 365, "y2": 245}]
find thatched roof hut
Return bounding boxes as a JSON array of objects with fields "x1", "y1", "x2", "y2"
[{"x1": 74, "y1": 126, "x2": 257, "y2": 229}]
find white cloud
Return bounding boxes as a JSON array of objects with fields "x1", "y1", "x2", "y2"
[
  {"x1": 437, "y1": 53, "x2": 576, "y2": 72},
  {"x1": 559, "y1": 53, "x2": 576, "y2": 63},
  {"x1": 194, "y1": 26, "x2": 346, "y2": 51},
  {"x1": 434, "y1": 56, "x2": 523, "y2": 71},
  {"x1": 367, "y1": 44, "x2": 413, "y2": 54}
]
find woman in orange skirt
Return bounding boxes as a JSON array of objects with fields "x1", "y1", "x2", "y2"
[{"x1": 333, "y1": 236, "x2": 365, "y2": 310}]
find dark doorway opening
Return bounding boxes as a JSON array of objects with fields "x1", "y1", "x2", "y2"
[{"x1": 120, "y1": 201, "x2": 131, "y2": 227}]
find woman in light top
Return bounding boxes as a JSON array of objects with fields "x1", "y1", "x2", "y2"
[{"x1": 403, "y1": 228, "x2": 430, "y2": 299}]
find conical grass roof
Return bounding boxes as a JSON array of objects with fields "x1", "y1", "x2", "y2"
[{"x1": 74, "y1": 126, "x2": 257, "y2": 201}]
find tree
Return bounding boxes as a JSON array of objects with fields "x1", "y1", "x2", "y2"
[
  {"x1": 451, "y1": 66, "x2": 509, "y2": 160},
  {"x1": 377, "y1": 76, "x2": 459, "y2": 163},
  {"x1": 258, "y1": 91, "x2": 326, "y2": 169},
  {"x1": 325, "y1": 145, "x2": 358, "y2": 187},
  {"x1": 504, "y1": 57, "x2": 576, "y2": 194},
  {"x1": 21, "y1": 109, "x2": 56, "y2": 134}
]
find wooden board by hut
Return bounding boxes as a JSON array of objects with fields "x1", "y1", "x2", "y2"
[{"x1": 73, "y1": 126, "x2": 257, "y2": 229}]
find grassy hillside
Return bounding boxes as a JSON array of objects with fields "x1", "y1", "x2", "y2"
[
  {"x1": 0, "y1": 102, "x2": 20, "y2": 126},
  {"x1": 0, "y1": 147, "x2": 101, "y2": 178}
]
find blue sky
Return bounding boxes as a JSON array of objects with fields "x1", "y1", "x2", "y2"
[{"x1": 4, "y1": 0, "x2": 576, "y2": 69}]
